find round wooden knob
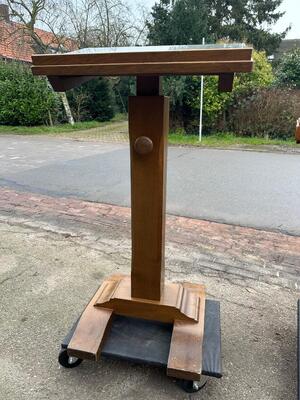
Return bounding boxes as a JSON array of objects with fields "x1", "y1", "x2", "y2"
[{"x1": 134, "y1": 136, "x2": 153, "y2": 155}]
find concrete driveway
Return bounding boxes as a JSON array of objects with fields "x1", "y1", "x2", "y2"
[
  {"x1": 0, "y1": 135, "x2": 299, "y2": 235},
  {"x1": 0, "y1": 201, "x2": 298, "y2": 400},
  {"x1": 0, "y1": 134, "x2": 299, "y2": 399}
]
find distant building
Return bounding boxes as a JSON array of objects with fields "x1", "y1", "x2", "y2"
[
  {"x1": 0, "y1": 4, "x2": 76, "y2": 63},
  {"x1": 272, "y1": 39, "x2": 300, "y2": 61}
]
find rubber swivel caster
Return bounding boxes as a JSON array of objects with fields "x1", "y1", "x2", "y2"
[
  {"x1": 58, "y1": 348, "x2": 83, "y2": 368},
  {"x1": 178, "y1": 377, "x2": 208, "y2": 393}
]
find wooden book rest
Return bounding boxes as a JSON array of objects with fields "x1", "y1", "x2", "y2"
[{"x1": 32, "y1": 44, "x2": 253, "y2": 382}]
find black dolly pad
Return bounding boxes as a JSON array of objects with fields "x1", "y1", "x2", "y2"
[{"x1": 62, "y1": 299, "x2": 222, "y2": 379}]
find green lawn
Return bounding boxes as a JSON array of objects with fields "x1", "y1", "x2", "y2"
[
  {"x1": 0, "y1": 114, "x2": 126, "y2": 136},
  {"x1": 0, "y1": 119, "x2": 297, "y2": 148},
  {"x1": 169, "y1": 132, "x2": 296, "y2": 147},
  {"x1": 0, "y1": 121, "x2": 101, "y2": 135}
]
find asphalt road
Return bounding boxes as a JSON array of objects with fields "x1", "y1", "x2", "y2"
[{"x1": 0, "y1": 135, "x2": 299, "y2": 235}]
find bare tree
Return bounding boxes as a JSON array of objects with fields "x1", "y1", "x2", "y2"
[
  {"x1": 5, "y1": 0, "x2": 75, "y2": 124},
  {"x1": 6, "y1": 1, "x2": 73, "y2": 52},
  {"x1": 131, "y1": 3, "x2": 149, "y2": 46},
  {"x1": 58, "y1": 0, "x2": 148, "y2": 122},
  {"x1": 61, "y1": 0, "x2": 147, "y2": 48},
  {"x1": 5, "y1": 0, "x2": 149, "y2": 49},
  {"x1": 61, "y1": 0, "x2": 97, "y2": 48},
  {"x1": 3, "y1": 0, "x2": 149, "y2": 125}
]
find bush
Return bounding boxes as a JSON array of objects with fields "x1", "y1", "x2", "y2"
[
  {"x1": 218, "y1": 50, "x2": 275, "y2": 132},
  {"x1": 234, "y1": 50, "x2": 274, "y2": 90},
  {"x1": 162, "y1": 76, "x2": 187, "y2": 130},
  {"x1": 112, "y1": 76, "x2": 135, "y2": 114},
  {"x1": 0, "y1": 61, "x2": 58, "y2": 126},
  {"x1": 184, "y1": 75, "x2": 231, "y2": 134},
  {"x1": 228, "y1": 88, "x2": 300, "y2": 139},
  {"x1": 162, "y1": 75, "x2": 231, "y2": 134},
  {"x1": 68, "y1": 77, "x2": 116, "y2": 122},
  {"x1": 163, "y1": 50, "x2": 274, "y2": 135},
  {"x1": 275, "y1": 48, "x2": 300, "y2": 89}
]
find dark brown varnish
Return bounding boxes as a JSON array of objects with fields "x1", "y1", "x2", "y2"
[
  {"x1": 31, "y1": 45, "x2": 253, "y2": 381},
  {"x1": 129, "y1": 77, "x2": 168, "y2": 300}
]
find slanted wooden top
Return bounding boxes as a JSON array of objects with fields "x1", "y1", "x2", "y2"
[{"x1": 32, "y1": 44, "x2": 253, "y2": 77}]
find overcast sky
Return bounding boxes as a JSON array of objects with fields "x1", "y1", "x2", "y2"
[
  {"x1": 273, "y1": 0, "x2": 300, "y2": 38},
  {"x1": 137, "y1": 0, "x2": 300, "y2": 39}
]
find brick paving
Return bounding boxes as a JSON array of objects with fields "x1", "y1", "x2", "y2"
[
  {"x1": 54, "y1": 121, "x2": 129, "y2": 142},
  {"x1": 0, "y1": 186, "x2": 299, "y2": 290}
]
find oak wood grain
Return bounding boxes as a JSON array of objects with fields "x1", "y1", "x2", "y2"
[
  {"x1": 67, "y1": 286, "x2": 114, "y2": 361},
  {"x1": 32, "y1": 47, "x2": 252, "y2": 66},
  {"x1": 32, "y1": 60, "x2": 253, "y2": 77},
  {"x1": 94, "y1": 275, "x2": 201, "y2": 323},
  {"x1": 167, "y1": 283, "x2": 206, "y2": 381},
  {"x1": 129, "y1": 90, "x2": 169, "y2": 300}
]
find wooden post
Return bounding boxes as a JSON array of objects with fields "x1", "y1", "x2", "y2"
[
  {"x1": 296, "y1": 118, "x2": 300, "y2": 144},
  {"x1": 129, "y1": 76, "x2": 169, "y2": 301}
]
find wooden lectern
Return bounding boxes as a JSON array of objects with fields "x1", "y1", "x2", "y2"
[{"x1": 32, "y1": 44, "x2": 253, "y2": 386}]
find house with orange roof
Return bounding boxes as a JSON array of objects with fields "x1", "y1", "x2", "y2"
[{"x1": 0, "y1": 4, "x2": 76, "y2": 63}]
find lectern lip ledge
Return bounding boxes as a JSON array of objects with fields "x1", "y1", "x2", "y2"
[
  {"x1": 31, "y1": 60, "x2": 253, "y2": 76},
  {"x1": 32, "y1": 45, "x2": 253, "y2": 93},
  {"x1": 31, "y1": 44, "x2": 253, "y2": 64},
  {"x1": 31, "y1": 45, "x2": 253, "y2": 86}
]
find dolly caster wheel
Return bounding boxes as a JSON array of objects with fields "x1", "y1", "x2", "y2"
[
  {"x1": 58, "y1": 348, "x2": 83, "y2": 368},
  {"x1": 179, "y1": 377, "x2": 208, "y2": 393}
]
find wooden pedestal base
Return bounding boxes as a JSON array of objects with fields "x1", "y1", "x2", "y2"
[
  {"x1": 95, "y1": 274, "x2": 201, "y2": 323},
  {"x1": 66, "y1": 78, "x2": 205, "y2": 381},
  {"x1": 67, "y1": 274, "x2": 206, "y2": 380}
]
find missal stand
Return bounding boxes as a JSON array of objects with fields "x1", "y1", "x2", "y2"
[{"x1": 32, "y1": 44, "x2": 252, "y2": 393}]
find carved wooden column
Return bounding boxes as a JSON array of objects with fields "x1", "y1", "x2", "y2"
[{"x1": 129, "y1": 76, "x2": 169, "y2": 301}]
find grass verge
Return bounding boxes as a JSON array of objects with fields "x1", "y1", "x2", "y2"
[
  {"x1": 0, "y1": 120, "x2": 297, "y2": 148},
  {"x1": 0, "y1": 114, "x2": 126, "y2": 135},
  {"x1": 169, "y1": 132, "x2": 295, "y2": 147}
]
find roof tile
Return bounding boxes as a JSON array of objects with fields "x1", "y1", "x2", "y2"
[{"x1": 0, "y1": 20, "x2": 76, "y2": 62}]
